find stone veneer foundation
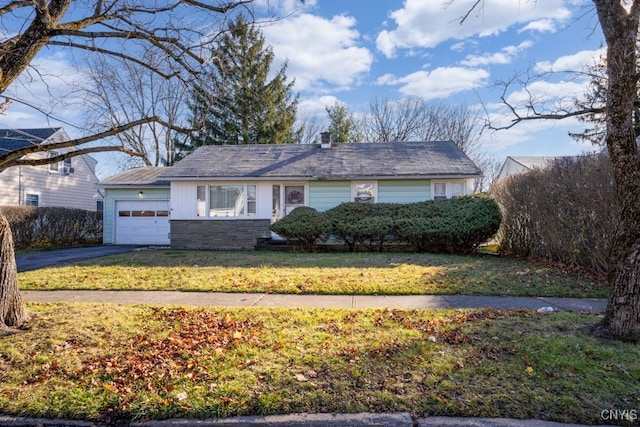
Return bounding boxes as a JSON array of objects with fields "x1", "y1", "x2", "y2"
[{"x1": 170, "y1": 219, "x2": 271, "y2": 249}]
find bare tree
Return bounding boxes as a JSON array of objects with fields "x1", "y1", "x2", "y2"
[
  {"x1": 295, "y1": 109, "x2": 325, "y2": 144},
  {"x1": 361, "y1": 97, "x2": 492, "y2": 187},
  {"x1": 85, "y1": 53, "x2": 190, "y2": 168},
  {"x1": 463, "y1": 1, "x2": 640, "y2": 340},
  {"x1": 0, "y1": 0, "x2": 264, "y2": 333},
  {"x1": 361, "y1": 97, "x2": 427, "y2": 142},
  {"x1": 361, "y1": 97, "x2": 482, "y2": 151}
]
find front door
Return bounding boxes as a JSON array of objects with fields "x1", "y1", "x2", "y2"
[{"x1": 271, "y1": 184, "x2": 306, "y2": 224}]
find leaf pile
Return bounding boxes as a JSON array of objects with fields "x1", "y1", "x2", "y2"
[{"x1": 78, "y1": 309, "x2": 262, "y2": 393}]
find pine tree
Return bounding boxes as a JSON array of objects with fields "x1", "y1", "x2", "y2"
[
  {"x1": 326, "y1": 102, "x2": 361, "y2": 143},
  {"x1": 184, "y1": 15, "x2": 300, "y2": 153}
]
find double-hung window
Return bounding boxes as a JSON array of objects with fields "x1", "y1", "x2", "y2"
[
  {"x1": 48, "y1": 152, "x2": 59, "y2": 172},
  {"x1": 197, "y1": 184, "x2": 256, "y2": 218},
  {"x1": 433, "y1": 181, "x2": 467, "y2": 200},
  {"x1": 25, "y1": 194, "x2": 39, "y2": 207}
]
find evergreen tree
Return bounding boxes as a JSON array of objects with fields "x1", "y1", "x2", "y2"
[
  {"x1": 184, "y1": 15, "x2": 300, "y2": 153},
  {"x1": 326, "y1": 102, "x2": 361, "y2": 142}
]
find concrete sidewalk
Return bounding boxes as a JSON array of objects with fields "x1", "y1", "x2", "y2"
[{"x1": 21, "y1": 290, "x2": 607, "y2": 312}]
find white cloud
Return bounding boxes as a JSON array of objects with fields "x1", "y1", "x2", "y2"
[
  {"x1": 376, "y1": 0, "x2": 571, "y2": 58},
  {"x1": 519, "y1": 19, "x2": 557, "y2": 33},
  {"x1": 461, "y1": 41, "x2": 533, "y2": 67},
  {"x1": 377, "y1": 67, "x2": 490, "y2": 100},
  {"x1": 298, "y1": 95, "x2": 340, "y2": 117},
  {"x1": 535, "y1": 48, "x2": 605, "y2": 74},
  {"x1": 502, "y1": 79, "x2": 586, "y2": 111},
  {"x1": 262, "y1": 13, "x2": 373, "y2": 92}
]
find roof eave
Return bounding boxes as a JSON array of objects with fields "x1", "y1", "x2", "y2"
[{"x1": 162, "y1": 173, "x2": 481, "y2": 181}]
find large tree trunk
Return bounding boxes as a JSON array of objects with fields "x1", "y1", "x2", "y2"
[
  {"x1": 594, "y1": 0, "x2": 640, "y2": 341},
  {"x1": 0, "y1": 212, "x2": 30, "y2": 333}
]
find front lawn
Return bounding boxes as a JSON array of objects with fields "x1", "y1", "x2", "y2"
[
  {"x1": 17, "y1": 250, "x2": 606, "y2": 298},
  {"x1": 0, "y1": 303, "x2": 636, "y2": 425}
]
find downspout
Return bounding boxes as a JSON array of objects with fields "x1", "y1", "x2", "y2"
[{"x1": 18, "y1": 165, "x2": 22, "y2": 205}]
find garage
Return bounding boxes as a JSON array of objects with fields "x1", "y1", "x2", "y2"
[{"x1": 114, "y1": 200, "x2": 170, "y2": 245}]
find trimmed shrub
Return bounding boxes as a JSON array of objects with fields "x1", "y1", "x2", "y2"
[
  {"x1": 0, "y1": 206, "x2": 103, "y2": 249},
  {"x1": 269, "y1": 206, "x2": 331, "y2": 252},
  {"x1": 396, "y1": 195, "x2": 502, "y2": 253},
  {"x1": 0, "y1": 206, "x2": 38, "y2": 246},
  {"x1": 324, "y1": 195, "x2": 501, "y2": 254},
  {"x1": 325, "y1": 202, "x2": 400, "y2": 251}
]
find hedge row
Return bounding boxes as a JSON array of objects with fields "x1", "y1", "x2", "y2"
[
  {"x1": 491, "y1": 154, "x2": 616, "y2": 274},
  {"x1": 0, "y1": 206, "x2": 103, "y2": 249},
  {"x1": 270, "y1": 194, "x2": 501, "y2": 253}
]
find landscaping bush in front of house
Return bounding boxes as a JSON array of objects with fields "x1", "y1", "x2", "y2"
[
  {"x1": 271, "y1": 194, "x2": 502, "y2": 254},
  {"x1": 269, "y1": 206, "x2": 331, "y2": 252},
  {"x1": 324, "y1": 202, "x2": 399, "y2": 251},
  {"x1": 396, "y1": 194, "x2": 502, "y2": 254}
]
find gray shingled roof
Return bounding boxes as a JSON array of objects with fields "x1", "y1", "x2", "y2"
[
  {"x1": 0, "y1": 128, "x2": 60, "y2": 154},
  {"x1": 100, "y1": 167, "x2": 170, "y2": 187},
  {"x1": 164, "y1": 141, "x2": 481, "y2": 180}
]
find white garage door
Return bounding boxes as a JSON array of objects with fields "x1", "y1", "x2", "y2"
[{"x1": 115, "y1": 200, "x2": 170, "y2": 245}]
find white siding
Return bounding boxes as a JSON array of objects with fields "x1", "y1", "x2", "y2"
[
  {"x1": 170, "y1": 181, "x2": 273, "y2": 220},
  {"x1": 0, "y1": 152, "x2": 100, "y2": 211}
]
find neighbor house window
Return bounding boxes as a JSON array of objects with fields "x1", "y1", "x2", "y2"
[
  {"x1": 63, "y1": 157, "x2": 73, "y2": 174},
  {"x1": 25, "y1": 194, "x2": 39, "y2": 207},
  {"x1": 197, "y1": 184, "x2": 256, "y2": 218},
  {"x1": 48, "y1": 152, "x2": 59, "y2": 172},
  {"x1": 434, "y1": 183, "x2": 447, "y2": 200}
]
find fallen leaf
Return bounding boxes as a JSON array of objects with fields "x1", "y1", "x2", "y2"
[{"x1": 103, "y1": 383, "x2": 118, "y2": 393}]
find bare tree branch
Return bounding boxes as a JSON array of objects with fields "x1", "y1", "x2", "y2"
[
  {"x1": 0, "y1": 1, "x2": 30, "y2": 17},
  {"x1": 0, "y1": 116, "x2": 178, "y2": 170}
]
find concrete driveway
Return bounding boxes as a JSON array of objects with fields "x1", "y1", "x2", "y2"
[{"x1": 16, "y1": 245, "x2": 140, "y2": 272}]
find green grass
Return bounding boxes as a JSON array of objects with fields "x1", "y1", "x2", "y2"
[
  {"x1": 0, "y1": 303, "x2": 637, "y2": 425},
  {"x1": 17, "y1": 250, "x2": 607, "y2": 298}
]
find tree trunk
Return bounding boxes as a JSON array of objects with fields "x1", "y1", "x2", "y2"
[
  {"x1": 0, "y1": 212, "x2": 30, "y2": 332},
  {"x1": 594, "y1": 0, "x2": 640, "y2": 341}
]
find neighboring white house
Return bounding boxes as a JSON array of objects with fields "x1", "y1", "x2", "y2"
[
  {"x1": 0, "y1": 128, "x2": 102, "y2": 211},
  {"x1": 101, "y1": 140, "x2": 481, "y2": 248},
  {"x1": 496, "y1": 156, "x2": 567, "y2": 181}
]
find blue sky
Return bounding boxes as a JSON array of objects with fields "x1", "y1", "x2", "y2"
[
  {"x1": 258, "y1": 0, "x2": 604, "y2": 159},
  {"x1": 1, "y1": 0, "x2": 605, "y2": 177}
]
